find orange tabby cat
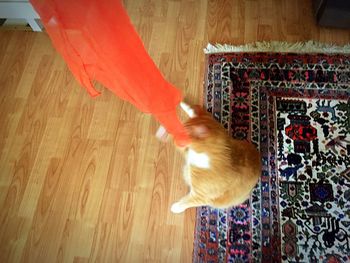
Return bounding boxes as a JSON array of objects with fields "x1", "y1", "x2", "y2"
[{"x1": 169, "y1": 102, "x2": 261, "y2": 213}]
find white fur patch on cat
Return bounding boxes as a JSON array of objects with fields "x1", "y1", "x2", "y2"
[
  {"x1": 187, "y1": 149, "x2": 210, "y2": 169},
  {"x1": 180, "y1": 102, "x2": 196, "y2": 118}
]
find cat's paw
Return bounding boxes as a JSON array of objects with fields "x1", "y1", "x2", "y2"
[
  {"x1": 155, "y1": 125, "x2": 169, "y2": 142},
  {"x1": 171, "y1": 202, "x2": 185, "y2": 213}
]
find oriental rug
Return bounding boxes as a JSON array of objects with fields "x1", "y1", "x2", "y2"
[{"x1": 193, "y1": 42, "x2": 350, "y2": 263}]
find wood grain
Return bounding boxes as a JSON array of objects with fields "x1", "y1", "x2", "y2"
[{"x1": 0, "y1": 0, "x2": 350, "y2": 262}]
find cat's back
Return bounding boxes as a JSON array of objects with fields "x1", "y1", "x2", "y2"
[
  {"x1": 190, "y1": 130, "x2": 261, "y2": 205},
  {"x1": 230, "y1": 138, "x2": 261, "y2": 178}
]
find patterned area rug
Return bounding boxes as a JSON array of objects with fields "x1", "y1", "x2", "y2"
[{"x1": 193, "y1": 43, "x2": 350, "y2": 263}]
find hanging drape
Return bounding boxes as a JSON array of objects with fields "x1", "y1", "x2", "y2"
[{"x1": 30, "y1": 0, "x2": 190, "y2": 146}]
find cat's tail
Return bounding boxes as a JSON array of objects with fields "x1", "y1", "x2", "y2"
[{"x1": 180, "y1": 102, "x2": 196, "y2": 118}]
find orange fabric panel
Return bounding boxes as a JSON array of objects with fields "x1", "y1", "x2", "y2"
[{"x1": 30, "y1": 0, "x2": 190, "y2": 146}]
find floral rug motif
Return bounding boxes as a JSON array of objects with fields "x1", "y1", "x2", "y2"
[{"x1": 193, "y1": 51, "x2": 350, "y2": 263}]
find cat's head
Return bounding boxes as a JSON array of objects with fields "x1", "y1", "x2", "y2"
[
  {"x1": 181, "y1": 102, "x2": 227, "y2": 145},
  {"x1": 155, "y1": 102, "x2": 228, "y2": 149}
]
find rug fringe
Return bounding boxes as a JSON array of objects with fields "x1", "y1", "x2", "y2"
[{"x1": 204, "y1": 41, "x2": 350, "y2": 54}]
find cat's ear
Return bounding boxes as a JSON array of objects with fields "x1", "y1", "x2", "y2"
[{"x1": 192, "y1": 124, "x2": 209, "y2": 138}]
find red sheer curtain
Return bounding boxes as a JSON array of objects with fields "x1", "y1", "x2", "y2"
[{"x1": 30, "y1": 0, "x2": 190, "y2": 146}]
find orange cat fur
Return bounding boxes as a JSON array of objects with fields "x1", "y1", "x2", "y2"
[{"x1": 170, "y1": 103, "x2": 261, "y2": 213}]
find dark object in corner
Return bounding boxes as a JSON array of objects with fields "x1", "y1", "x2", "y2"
[{"x1": 313, "y1": 0, "x2": 350, "y2": 29}]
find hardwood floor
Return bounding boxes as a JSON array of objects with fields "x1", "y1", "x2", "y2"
[{"x1": 0, "y1": 0, "x2": 349, "y2": 262}]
